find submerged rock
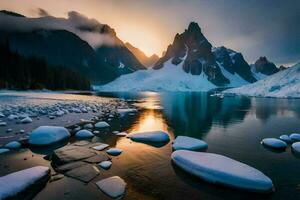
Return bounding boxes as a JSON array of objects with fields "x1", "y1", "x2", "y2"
[
  {"x1": 95, "y1": 121, "x2": 110, "y2": 129},
  {"x1": 98, "y1": 161, "x2": 112, "y2": 170},
  {"x1": 261, "y1": 138, "x2": 287, "y2": 149},
  {"x1": 106, "y1": 148, "x2": 123, "y2": 156},
  {"x1": 172, "y1": 150, "x2": 274, "y2": 193},
  {"x1": 75, "y1": 130, "x2": 94, "y2": 139},
  {"x1": 4, "y1": 141, "x2": 21, "y2": 149},
  {"x1": 29, "y1": 126, "x2": 70, "y2": 146},
  {"x1": 0, "y1": 166, "x2": 50, "y2": 200},
  {"x1": 96, "y1": 176, "x2": 126, "y2": 198},
  {"x1": 65, "y1": 164, "x2": 99, "y2": 183},
  {"x1": 173, "y1": 136, "x2": 208, "y2": 151},
  {"x1": 128, "y1": 131, "x2": 170, "y2": 143}
]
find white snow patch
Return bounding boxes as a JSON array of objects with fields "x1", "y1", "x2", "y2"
[
  {"x1": 29, "y1": 126, "x2": 70, "y2": 146},
  {"x1": 171, "y1": 150, "x2": 274, "y2": 193},
  {"x1": 0, "y1": 166, "x2": 50, "y2": 200}
]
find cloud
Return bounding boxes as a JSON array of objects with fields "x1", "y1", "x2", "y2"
[{"x1": 0, "y1": 10, "x2": 118, "y2": 48}]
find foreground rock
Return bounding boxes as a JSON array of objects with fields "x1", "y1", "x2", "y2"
[
  {"x1": 173, "y1": 136, "x2": 208, "y2": 151},
  {"x1": 261, "y1": 138, "x2": 287, "y2": 150},
  {"x1": 171, "y1": 150, "x2": 274, "y2": 193},
  {"x1": 0, "y1": 166, "x2": 50, "y2": 200},
  {"x1": 96, "y1": 176, "x2": 126, "y2": 198},
  {"x1": 29, "y1": 126, "x2": 70, "y2": 146},
  {"x1": 128, "y1": 131, "x2": 170, "y2": 143},
  {"x1": 292, "y1": 142, "x2": 300, "y2": 154}
]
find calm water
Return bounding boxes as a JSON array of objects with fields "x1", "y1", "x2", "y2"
[
  {"x1": 2, "y1": 92, "x2": 300, "y2": 200},
  {"x1": 95, "y1": 92, "x2": 300, "y2": 200}
]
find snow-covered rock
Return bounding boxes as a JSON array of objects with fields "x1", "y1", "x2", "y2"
[
  {"x1": 29, "y1": 126, "x2": 70, "y2": 146},
  {"x1": 7, "y1": 114, "x2": 18, "y2": 120},
  {"x1": 224, "y1": 62, "x2": 300, "y2": 98},
  {"x1": 0, "y1": 148, "x2": 10, "y2": 154},
  {"x1": 96, "y1": 176, "x2": 126, "y2": 198},
  {"x1": 171, "y1": 150, "x2": 274, "y2": 193},
  {"x1": 4, "y1": 141, "x2": 21, "y2": 149},
  {"x1": 173, "y1": 136, "x2": 208, "y2": 151},
  {"x1": 292, "y1": 142, "x2": 300, "y2": 154},
  {"x1": 128, "y1": 131, "x2": 170, "y2": 143},
  {"x1": 98, "y1": 161, "x2": 112, "y2": 170},
  {"x1": 261, "y1": 138, "x2": 287, "y2": 149},
  {"x1": 106, "y1": 148, "x2": 123, "y2": 156},
  {"x1": 0, "y1": 166, "x2": 50, "y2": 200},
  {"x1": 279, "y1": 135, "x2": 292, "y2": 144},
  {"x1": 75, "y1": 130, "x2": 94, "y2": 139},
  {"x1": 290, "y1": 133, "x2": 300, "y2": 142},
  {"x1": 92, "y1": 144, "x2": 109, "y2": 151},
  {"x1": 95, "y1": 121, "x2": 110, "y2": 129},
  {"x1": 21, "y1": 117, "x2": 32, "y2": 124}
]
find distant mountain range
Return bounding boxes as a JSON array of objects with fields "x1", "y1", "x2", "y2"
[
  {"x1": 0, "y1": 10, "x2": 146, "y2": 84},
  {"x1": 98, "y1": 22, "x2": 282, "y2": 91}
]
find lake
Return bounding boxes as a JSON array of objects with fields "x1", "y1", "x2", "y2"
[{"x1": 1, "y1": 91, "x2": 300, "y2": 200}]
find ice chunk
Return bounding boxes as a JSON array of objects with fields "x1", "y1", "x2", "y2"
[
  {"x1": 171, "y1": 150, "x2": 274, "y2": 193},
  {"x1": 173, "y1": 136, "x2": 208, "y2": 151}
]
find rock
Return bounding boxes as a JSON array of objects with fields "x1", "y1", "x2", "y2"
[
  {"x1": 92, "y1": 144, "x2": 109, "y2": 151},
  {"x1": 29, "y1": 126, "x2": 70, "y2": 146},
  {"x1": 93, "y1": 130, "x2": 100, "y2": 134},
  {"x1": 0, "y1": 122, "x2": 7, "y2": 126},
  {"x1": 21, "y1": 117, "x2": 33, "y2": 124},
  {"x1": 279, "y1": 135, "x2": 292, "y2": 144},
  {"x1": 96, "y1": 176, "x2": 126, "y2": 198},
  {"x1": 0, "y1": 166, "x2": 50, "y2": 200},
  {"x1": 171, "y1": 150, "x2": 274, "y2": 193},
  {"x1": 84, "y1": 153, "x2": 110, "y2": 163},
  {"x1": 261, "y1": 138, "x2": 287, "y2": 149},
  {"x1": 7, "y1": 114, "x2": 18, "y2": 120},
  {"x1": 56, "y1": 161, "x2": 87, "y2": 173},
  {"x1": 0, "y1": 148, "x2": 10, "y2": 154},
  {"x1": 106, "y1": 148, "x2": 123, "y2": 156},
  {"x1": 292, "y1": 142, "x2": 300, "y2": 154},
  {"x1": 116, "y1": 132, "x2": 127, "y2": 137},
  {"x1": 290, "y1": 133, "x2": 300, "y2": 142},
  {"x1": 50, "y1": 174, "x2": 64, "y2": 182},
  {"x1": 95, "y1": 121, "x2": 110, "y2": 129},
  {"x1": 65, "y1": 164, "x2": 99, "y2": 183},
  {"x1": 83, "y1": 123, "x2": 93, "y2": 129},
  {"x1": 75, "y1": 130, "x2": 94, "y2": 139},
  {"x1": 5, "y1": 141, "x2": 21, "y2": 149},
  {"x1": 172, "y1": 136, "x2": 208, "y2": 151},
  {"x1": 0, "y1": 113, "x2": 4, "y2": 118},
  {"x1": 98, "y1": 161, "x2": 112, "y2": 170},
  {"x1": 73, "y1": 141, "x2": 90, "y2": 146},
  {"x1": 128, "y1": 131, "x2": 170, "y2": 143},
  {"x1": 52, "y1": 146, "x2": 96, "y2": 165},
  {"x1": 6, "y1": 129, "x2": 12, "y2": 133}
]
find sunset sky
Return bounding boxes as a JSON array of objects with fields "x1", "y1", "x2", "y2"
[{"x1": 1, "y1": 0, "x2": 299, "y2": 66}]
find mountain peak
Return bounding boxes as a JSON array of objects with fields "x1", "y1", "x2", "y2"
[{"x1": 187, "y1": 22, "x2": 201, "y2": 33}]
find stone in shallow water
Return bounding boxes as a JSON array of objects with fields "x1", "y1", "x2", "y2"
[
  {"x1": 116, "y1": 132, "x2": 127, "y2": 137},
  {"x1": 128, "y1": 131, "x2": 170, "y2": 143},
  {"x1": 171, "y1": 150, "x2": 274, "y2": 193},
  {"x1": 96, "y1": 176, "x2": 126, "y2": 198},
  {"x1": 279, "y1": 135, "x2": 292, "y2": 143},
  {"x1": 4, "y1": 141, "x2": 21, "y2": 149},
  {"x1": 106, "y1": 148, "x2": 123, "y2": 156},
  {"x1": 290, "y1": 133, "x2": 300, "y2": 142},
  {"x1": 21, "y1": 117, "x2": 33, "y2": 124},
  {"x1": 83, "y1": 123, "x2": 93, "y2": 129},
  {"x1": 53, "y1": 146, "x2": 96, "y2": 165},
  {"x1": 56, "y1": 161, "x2": 87, "y2": 173},
  {"x1": 75, "y1": 130, "x2": 94, "y2": 139},
  {"x1": 261, "y1": 138, "x2": 287, "y2": 149},
  {"x1": 92, "y1": 144, "x2": 109, "y2": 151},
  {"x1": 29, "y1": 126, "x2": 70, "y2": 146},
  {"x1": 0, "y1": 122, "x2": 7, "y2": 126},
  {"x1": 172, "y1": 136, "x2": 208, "y2": 151},
  {"x1": 98, "y1": 161, "x2": 112, "y2": 170},
  {"x1": 0, "y1": 166, "x2": 50, "y2": 200},
  {"x1": 292, "y1": 142, "x2": 300, "y2": 154},
  {"x1": 0, "y1": 148, "x2": 10, "y2": 154},
  {"x1": 95, "y1": 121, "x2": 110, "y2": 129},
  {"x1": 66, "y1": 164, "x2": 99, "y2": 183},
  {"x1": 84, "y1": 153, "x2": 110, "y2": 163}
]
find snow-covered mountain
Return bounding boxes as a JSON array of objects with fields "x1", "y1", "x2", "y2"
[
  {"x1": 224, "y1": 62, "x2": 300, "y2": 98},
  {"x1": 97, "y1": 22, "x2": 262, "y2": 91}
]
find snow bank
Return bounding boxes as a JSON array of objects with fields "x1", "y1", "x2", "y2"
[
  {"x1": 29, "y1": 126, "x2": 70, "y2": 146},
  {"x1": 128, "y1": 131, "x2": 170, "y2": 143},
  {"x1": 171, "y1": 150, "x2": 273, "y2": 193},
  {"x1": 0, "y1": 166, "x2": 50, "y2": 199},
  {"x1": 173, "y1": 136, "x2": 208, "y2": 151},
  {"x1": 96, "y1": 176, "x2": 126, "y2": 198},
  {"x1": 224, "y1": 62, "x2": 300, "y2": 98}
]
